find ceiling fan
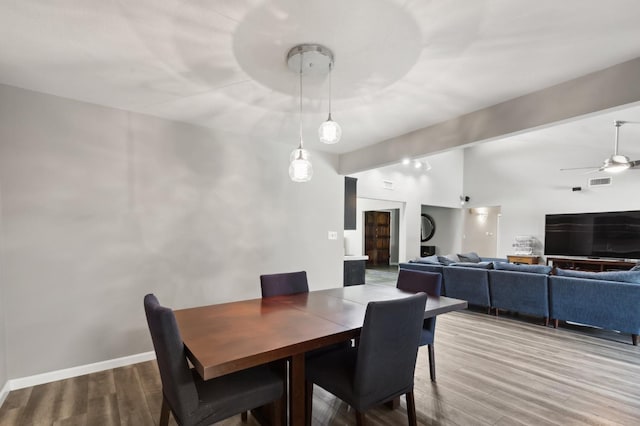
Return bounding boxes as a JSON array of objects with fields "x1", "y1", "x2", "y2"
[{"x1": 561, "y1": 120, "x2": 640, "y2": 173}]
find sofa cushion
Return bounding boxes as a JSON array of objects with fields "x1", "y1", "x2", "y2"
[
  {"x1": 555, "y1": 268, "x2": 640, "y2": 284},
  {"x1": 457, "y1": 252, "x2": 481, "y2": 263},
  {"x1": 494, "y1": 262, "x2": 552, "y2": 274},
  {"x1": 449, "y1": 261, "x2": 493, "y2": 269},
  {"x1": 413, "y1": 255, "x2": 441, "y2": 265},
  {"x1": 437, "y1": 255, "x2": 458, "y2": 266}
]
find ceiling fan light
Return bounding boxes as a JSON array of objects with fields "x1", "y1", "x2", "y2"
[
  {"x1": 602, "y1": 155, "x2": 631, "y2": 173},
  {"x1": 289, "y1": 148, "x2": 313, "y2": 182},
  {"x1": 603, "y1": 163, "x2": 630, "y2": 173},
  {"x1": 318, "y1": 116, "x2": 341, "y2": 144}
]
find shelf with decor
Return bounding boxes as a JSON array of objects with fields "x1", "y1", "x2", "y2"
[{"x1": 546, "y1": 257, "x2": 636, "y2": 272}]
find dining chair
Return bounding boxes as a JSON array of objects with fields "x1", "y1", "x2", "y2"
[
  {"x1": 260, "y1": 270, "x2": 309, "y2": 297},
  {"x1": 305, "y1": 292, "x2": 428, "y2": 426},
  {"x1": 396, "y1": 268, "x2": 442, "y2": 382},
  {"x1": 143, "y1": 294, "x2": 286, "y2": 426}
]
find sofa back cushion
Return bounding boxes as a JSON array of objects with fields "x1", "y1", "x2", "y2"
[
  {"x1": 493, "y1": 262, "x2": 552, "y2": 275},
  {"x1": 449, "y1": 261, "x2": 493, "y2": 269},
  {"x1": 437, "y1": 254, "x2": 458, "y2": 265},
  {"x1": 555, "y1": 268, "x2": 640, "y2": 284}
]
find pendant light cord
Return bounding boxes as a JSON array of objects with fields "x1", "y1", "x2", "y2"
[
  {"x1": 328, "y1": 62, "x2": 333, "y2": 120},
  {"x1": 614, "y1": 120, "x2": 621, "y2": 156},
  {"x1": 299, "y1": 54, "x2": 304, "y2": 150}
]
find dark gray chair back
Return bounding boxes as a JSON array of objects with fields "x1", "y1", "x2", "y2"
[
  {"x1": 354, "y1": 293, "x2": 427, "y2": 406},
  {"x1": 144, "y1": 294, "x2": 198, "y2": 424},
  {"x1": 260, "y1": 271, "x2": 309, "y2": 297},
  {"x1": 397, "y1": 269, "x2": 442, "y2": 296}
]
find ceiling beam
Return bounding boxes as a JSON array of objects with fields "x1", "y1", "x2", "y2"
[{"x1": 338, "y1": 57, "x2": 640, "y2": 175}]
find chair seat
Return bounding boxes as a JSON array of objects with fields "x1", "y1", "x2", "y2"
[
  {"x1": 419, "y1": 328, "x2": 434, "y2": 346},
  {"x1": 306, "y1": 347, "x2": 376, "y2": 410},
  {"x1": 192, "y1": 365, "x2": 283, "y2": 425},
  {"x1": 306, "y1": 334, "x2": 418, "y2": 411}
]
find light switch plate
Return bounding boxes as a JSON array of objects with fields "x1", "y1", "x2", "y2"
[{"x1": 328, "y1": 231, "x2": 338, "y2": 240}]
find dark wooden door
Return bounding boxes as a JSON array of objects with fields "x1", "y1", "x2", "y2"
[{"x1": 364, "y1": 211, "x2": 390, "y2": 266}]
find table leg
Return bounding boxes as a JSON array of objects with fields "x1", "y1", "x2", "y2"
[{"x1": 289, "y1": 353, "x2": 305, "y2": 426}]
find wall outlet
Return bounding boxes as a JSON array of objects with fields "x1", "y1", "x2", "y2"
[{"x1": 328, "y1": 231, "x2": 338, "y2": 240}]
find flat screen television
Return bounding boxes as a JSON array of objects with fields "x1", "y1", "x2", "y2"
[{"x1": 544, "y1": 210, "x2": 640, "y2": 259}]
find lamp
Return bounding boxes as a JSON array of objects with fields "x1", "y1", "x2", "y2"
[
  {"x1": 287, "y1": 46, "x2": 319, "y2": 182},
  {"x1": 288, "y1": 68, "x2": 312, "y2": 182},
  {"x1": 318, "y1": 62, "x2": 341, "y2": 144}
]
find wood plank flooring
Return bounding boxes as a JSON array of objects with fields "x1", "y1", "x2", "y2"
[{"x1": 2, "y1": 309, "x2": 640, "y2": 425}]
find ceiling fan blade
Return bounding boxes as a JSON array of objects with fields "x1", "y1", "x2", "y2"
[
  {"x1": 560, "y1": 166, "x2": 600, "y2": 171},
  {"x1": 629, "y1": 160, "x2": 640, "y2": 169}
]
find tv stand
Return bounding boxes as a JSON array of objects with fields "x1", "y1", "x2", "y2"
[{"x1": 546, "y1": 256, "x2": 636, "y2": 272}]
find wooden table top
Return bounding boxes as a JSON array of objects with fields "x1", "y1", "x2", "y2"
[{"x1": 174, "y1": 284, "x2": 467, "y2": 381}]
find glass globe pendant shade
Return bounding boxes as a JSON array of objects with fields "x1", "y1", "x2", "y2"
[
  {"x1": 289, "y1": 148, "x2": 313, "y2": 182},
  {"x1": 318, "y1": 115, "x2": 342, "y2": 144}
]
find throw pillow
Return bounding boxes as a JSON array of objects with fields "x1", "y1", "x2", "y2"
[
  {"x1": 630, "y1": 263, "x2": 640, "y2": 271},
  {"x1": 437, "y1": 255, "x2": 458, "y2": 266},
  {"x1": 493, "y1": 262, "x2": 552, "y2": 274},
  {"x1": 415, "y1": 255, "x2": 441, "y2": 265},
  {"x1": 457, "y1": 251, "x2": 481, "y2": 263},
  {"x1": 555, "y1": 268, "x2": 640, "y2": 284}
]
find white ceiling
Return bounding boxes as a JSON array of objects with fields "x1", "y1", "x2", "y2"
[{"x1": 2, "y1": 0, "x2": 640, "y2": 157}]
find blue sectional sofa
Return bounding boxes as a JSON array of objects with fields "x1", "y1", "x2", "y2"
[
  {"x1": 399, "y1": 254, "x2": 640, "y2": 344},
  {"x1": 443, "y1": 265, "x2": 492, "y2": 312},
  {"x1": 488, "y1": 263, "x2": 552, "y2": 325},
  {"x1": 549, "y1": 269, "x2": 640, "y2": 345}
]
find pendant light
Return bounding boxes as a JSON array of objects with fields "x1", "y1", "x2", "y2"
[
  {"x1": 318, "y1": 62, "x2": 342, "y2": 144},
  {"x1": 288, "y1": 49, "x2": 313, "y2": 182}
]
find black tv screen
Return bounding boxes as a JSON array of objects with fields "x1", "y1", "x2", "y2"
[{"x1": 545, "y1": 210, "x2": 640, "y2": 259}]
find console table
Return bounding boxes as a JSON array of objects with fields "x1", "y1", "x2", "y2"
[
  {"x1": 546, "y1": 257, "x2": 636, "y2": 272},
  {"x1": 507, "y1": 255, "x2": 540, "y2": 265}
]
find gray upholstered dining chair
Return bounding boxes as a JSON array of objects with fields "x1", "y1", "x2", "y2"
[
  {"x1": 304, "y1": 292, "x2": 428, "y2": 426},
  {"x1": 396, "y1": 268, "x2": 442, "y2": 382},
  {"x1": 260, "y1": 270, "x2": 309, "y2": 297},
  {"x1": 143, "y1": 294, "x2": 286, "y2": 426}
]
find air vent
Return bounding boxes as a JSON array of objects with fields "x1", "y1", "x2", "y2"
[
  {"x1": 589, "y1": 177, "x2": 612, "y2": 187},
  {"x1": 383, "y1": 180, "x2": 393, "y2": 190}
]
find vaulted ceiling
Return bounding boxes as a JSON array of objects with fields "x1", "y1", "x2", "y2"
[{"x1": 2, "y1": 0, "x2": 640, "y2": 168}]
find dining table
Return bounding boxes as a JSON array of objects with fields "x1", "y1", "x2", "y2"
[{"x1": 173, "y1": 283, "x2": 468, "y2": 426}]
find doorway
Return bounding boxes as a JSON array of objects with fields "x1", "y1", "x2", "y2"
[
  {"x1": 462, "y1": 206, "x2": 501, "y2": 257},
  {"x1": 364, "y1": 211, "x2": 391, "y2": 266}
]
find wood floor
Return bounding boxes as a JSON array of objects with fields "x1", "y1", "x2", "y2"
[{"x1": 2, "y1": 309, "x2": 640, "y2": 425}]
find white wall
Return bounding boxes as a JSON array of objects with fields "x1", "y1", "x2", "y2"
[
  {"x1": 0, "y1": 84, "x2": 344, "y2": 379},
  {"x1": 352, "y1": 150, "x2": 464, "y2": 261},
  {"x1": 464, "y1": 116, "x2": 640, "y2": 259}
]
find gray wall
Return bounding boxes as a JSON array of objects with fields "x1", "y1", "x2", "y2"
[
  {"x1": 0, "y1": 84, "x2": 343, "y2": 379},
  {"x1": 0, "y1": 182, "x2": 6, "y2": 387},
  {"x1": 420, "y1": 205, "x2": 463, "y2": 257}
]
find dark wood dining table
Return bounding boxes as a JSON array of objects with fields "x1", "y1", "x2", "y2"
[{"x1": 173, "y1": 283, "x2": 468, "y2": 426}]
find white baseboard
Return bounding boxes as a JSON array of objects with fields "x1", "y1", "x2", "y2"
[
  {"x1": 0, "y1": 380, "x2": 10, "y2": 407},
  {"x1": 9, "y1": 351, "x2": 156, "y2": 391}
]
